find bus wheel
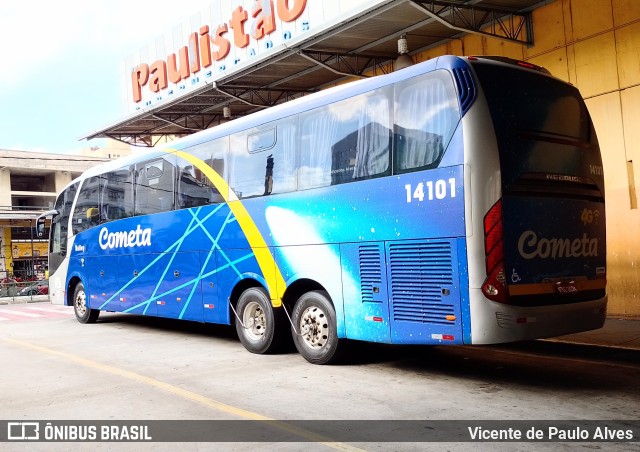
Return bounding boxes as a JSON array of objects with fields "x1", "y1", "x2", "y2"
[
  {"x1": 73, "y1": 282, "x2": 100, "y2": 324},
  {"x1": 235, "y1": 287, "x2": 282, "y2": 354},
  {"x1": 292, "y1": 291, "x2": 340, "y2": 365}
]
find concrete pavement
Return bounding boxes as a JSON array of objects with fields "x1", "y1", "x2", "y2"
[{"x1": 1, "y1": 296, "x2": 639, "y2": 350}]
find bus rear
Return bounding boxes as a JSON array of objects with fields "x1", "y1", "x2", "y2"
[{"x1": 465, "y1": 57, "x2": 607, "y2": 343}]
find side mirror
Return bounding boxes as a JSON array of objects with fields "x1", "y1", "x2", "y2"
[
  {"x1": 36, "y1": 209, "x2": 59, "y2": 238},
  {"x1": 36, "y1": 218, "x2": 46, "y2": 238}
]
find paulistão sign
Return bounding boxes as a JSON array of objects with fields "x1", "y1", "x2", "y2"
[{"x1": 128, "y1": 0, "x2": 310, "y2": 111}]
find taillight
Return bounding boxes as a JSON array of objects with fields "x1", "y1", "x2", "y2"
[{"x1": 482, "y1": 199, "x2": 507, "y2": 303}]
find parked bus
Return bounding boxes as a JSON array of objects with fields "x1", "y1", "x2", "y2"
[{"x1": 38, "y1": 56, "x2": 606, "y2": 364}]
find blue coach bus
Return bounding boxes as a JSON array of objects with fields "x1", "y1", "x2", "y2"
[{"x1": 38, "y1": 56, "x2": 607, "y2": 364}]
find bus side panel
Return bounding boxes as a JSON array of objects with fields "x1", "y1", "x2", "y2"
[
  {"x1": 386, "y1": 237, "x2": 464, "y2": 345},
  {"x1": 340, "y1": 242, "x2": 391, "y2": 343},
  {"x1": 201, "y1": 250, "x2": 226, "y2": 324},
  {"x1": 86, "y1": 254, "x2": 120, "y2": 310},
  {"x1": 155, "y1": 251, "x2": 204, "y2": 322},
  {"x1": 116, "y1": 253, "x2": 162, "y2": 316},
  {"x1": 456, "y1": 237, "x2": 472, "y2": 344}
]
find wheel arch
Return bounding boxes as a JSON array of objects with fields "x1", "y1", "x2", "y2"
[
  {"x1": 67, "y1": 276, "x2": 82, "y2": 307},
  {"x1": 228, "y1": 277, "x2": 263, "y2": 319},
  {"x1": 282, "y1": 277, "x2": 345, "y2": 339}
]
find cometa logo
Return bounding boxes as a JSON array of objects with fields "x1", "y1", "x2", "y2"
[
  {"x1": 99, "y1": 225, "x2": 152, "y2": 250},
  {"x1": 517, "y1": 230, "x2": 598, "y2": 260},
  {"x1": 131, "y1": 0, "x2": 307, "y2": 103}
]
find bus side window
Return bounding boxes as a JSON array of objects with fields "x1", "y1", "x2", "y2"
[
  {"x1": 394, "y1": 70, "x2": 460, "y2": 173},
  {"x1": 135, "y1": 156, "x2": 176, "y2": 215},
  {"x1": 51, "y1": 182, "x2": 78, "y2": 255},
  {"x1": 229, "y1": 118, "x2": 296, "y2": 199},
  {"x1": 299, "y1": 89, "x2": 391, "y2": 190},
  {"x1": 101, "y1": 167, "x2": 134, "y2": 221},
  {"x1": 177, "y1": 137, "x2": 228, "y2": 208},
  {"x1": 71, "y1": 177, "x2": 101, "y2": 234}
]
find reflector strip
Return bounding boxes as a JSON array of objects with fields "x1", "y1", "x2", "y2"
[
  {"x1": 157, "y1": 301, "x2": 166, "y2": 306},
  {"x1": 365, "y1": 316, "x2": 384, "y2": 322},
  {"x1": 431, "y1": 334, "x2": 455, "y2": 341},
  {"x1": 516, "y1": 316, "x2": 537, "y2": 324},
  {"x1": 204, "y1": 304, "x2": 214, "y2": 309}
]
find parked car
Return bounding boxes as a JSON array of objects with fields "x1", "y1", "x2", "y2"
[{"x1": 18, "y1": 280, "x2": 49, "y2": 296}]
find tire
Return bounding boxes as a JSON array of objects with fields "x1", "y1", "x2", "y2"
[
  {"x1": 73, "y1": 282, "x2": 100, "y2": 324},
  {"x1": 291, "y1": 291, "x2": 341, "y2": 365},
  {"x1": 235, "y1": 287, "x2": 285, "y2": 354}
]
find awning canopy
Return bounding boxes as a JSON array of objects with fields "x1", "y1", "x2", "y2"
[{"x1": 85, "y1": 0, "x2": 542, "y2": 147}]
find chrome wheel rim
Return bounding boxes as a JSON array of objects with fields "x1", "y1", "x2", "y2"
[
  {"x1": 299, "y1": 306, "x2": 329, "y2": 349},
  {"x1": 75, "y1": 289, "x2": 87, "y2": 316},
  {"x1": 242, "y1": 301, "x2": 266, "y2": 340}
]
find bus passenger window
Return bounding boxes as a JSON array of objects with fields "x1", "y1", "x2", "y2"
[
  {"x1": 135, "y1": 157, "x2": 176, "y2": 216},
  {"x1": 51, "y1": 182, "x2": 78, "y2": 254},
  {"x1": 229, "y1": 119, "x2": 296, "y2": 198},
  {"x1": 177, "y1": 138, "x2": 228, "y2": 208},
  {"x1": 72, "y1": 177, "x2": 101, "y2": 234},
  {"x1": 394, "y1": 70, "x2": 460, "y2": 173},
  {"x1": 299, "y1": 88, "x2": 391, "y2": 190},
  {"x1": 101, "y1": 168, "x2": 134, "y2": 221}
]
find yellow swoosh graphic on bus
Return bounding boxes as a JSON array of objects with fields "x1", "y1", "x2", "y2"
[{"x1": 173, "y1": 149, "x2": 285, "y2": 307}]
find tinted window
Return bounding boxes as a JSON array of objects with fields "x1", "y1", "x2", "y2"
[
  {"x1": 472, "y1": 63, "x2": 589, "y2": 141},
  {"x1": 177, "y1": 138, "x2": 228, "y2": 208},
  {"x1": 394, "y1": 70, "x2": 460, "y2": 173},
  {"x1": 135, "y1": 156, "x2": 176, "y2": 215},
  {"x1": 51, "y1": 182, "x2": 78, "y2": 254},
  {"x1": 230, "y1": 117, "x2": 297, "y2": 198},
  {"x1": 102, "y1": 167, "x2": 134, "y2": 221},
  {"x1": 299, "y1": 88, "x2": 391, "y2": 190},
  {"x1": 72, "y1": 177, "x2": 101, "y2": 234}
]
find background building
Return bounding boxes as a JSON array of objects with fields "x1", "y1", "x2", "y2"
[{"x1": 0, "y1": 140, "x2": 131, "y2": 282}]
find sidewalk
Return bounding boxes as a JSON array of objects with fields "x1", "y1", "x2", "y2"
[
  {"x1": 0, "y1": 295, "x2": 50, "y2": 305},
  {"x1": 549, "y1": 316, "x2": 640, "y2": 350}
]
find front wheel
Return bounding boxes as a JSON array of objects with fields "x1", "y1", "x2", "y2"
[
  {"x1": 235, "y1": 287, "x2": 285, "y2": 354},
  {"x1": 292, "y1": 291, "x2": 341, "y2": 364},
  {"x1": 73, "y1": 282, "x2": 100, "y2": 324}
]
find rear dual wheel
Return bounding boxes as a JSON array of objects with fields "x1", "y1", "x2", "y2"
[
  {"x1": 235, "y1": 287, "x2": 286, "y2": 354},
  {"x1": 234, "y1": 287, "x2": 341, "y2": 364},
  {"x1": 291, "y1": 291, "x2": 341, "y2": 365}
]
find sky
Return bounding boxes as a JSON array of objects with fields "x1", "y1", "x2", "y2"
[{"x1": 0, "y1": 0, "x2": 219, "y2": 154}]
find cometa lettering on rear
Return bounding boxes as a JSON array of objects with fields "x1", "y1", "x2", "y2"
[
  {"x1": 518, "y1": 230, "x2": 598, "y2": 260},
  {"x1": 99, "y1": 225, "x2": 152, "y2": 250}
]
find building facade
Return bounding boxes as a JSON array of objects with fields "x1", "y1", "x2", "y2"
[{"x1": 0, "y1": 150, "x2": 109, "y2": 282}]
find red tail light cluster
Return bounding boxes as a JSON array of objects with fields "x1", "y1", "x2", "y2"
[{"x1": 482, "y1": 199, "x2": 507, "y2": 303}]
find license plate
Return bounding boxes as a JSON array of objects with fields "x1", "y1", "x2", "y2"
[{"x1": 554, "y1": 281, "x2": 579, "y2": 295}]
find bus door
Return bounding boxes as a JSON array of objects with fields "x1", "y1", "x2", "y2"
[{"x1": 386, "y1": 238, "x2": 464, "y2": 345}]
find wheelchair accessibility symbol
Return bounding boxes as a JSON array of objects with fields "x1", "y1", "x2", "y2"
[{"x1": 511, "y1": 269, "x2": 521, "y2": 283}]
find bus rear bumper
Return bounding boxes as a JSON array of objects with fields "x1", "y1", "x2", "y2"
[{"x1": 468, "y1": 288, "x2": 607, "y2": 344}]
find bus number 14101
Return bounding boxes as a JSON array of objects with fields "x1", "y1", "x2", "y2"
[{"x1": 405, "y1": 178, "x2": 456, "y2": 203}]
